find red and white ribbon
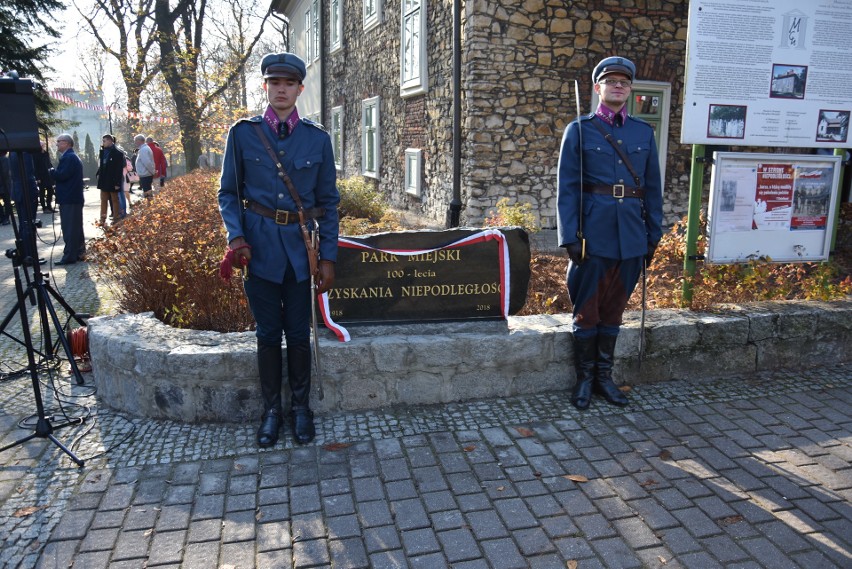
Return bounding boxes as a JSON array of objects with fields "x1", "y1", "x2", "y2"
[{"x1": 319, "y1": 229, "x2": 510, "y2": 342}]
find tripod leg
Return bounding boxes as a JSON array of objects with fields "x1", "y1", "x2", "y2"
[
  {"x1": 47, "y1": 434, "x2": 85, "y2": 467},
  {"x1": 40, "y1": 284, "x2": 86, "y2": 386}
]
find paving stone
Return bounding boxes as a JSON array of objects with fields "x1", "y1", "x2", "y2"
[
  {"x1": 186, "y1": 518, "x2": 222, "y2": 543},
  {"x1": 358, "y1": 500, "x2": 394, "y2": 528},
  {"x1": 400, "y1": 527, "x2": 441, "y2": 555},
  {"x1": 364, "y1": 525, "x2": 402, "y2": 553},
  {"x1": 408, "y1": 551, "x2": 449, "y2": 569},
  {"x1": 329, "y1": 536, "x2": 369, "y2": 568},
  {"x1": 147, "y1": 530, "x2": 186, "y2": 565},
  {"x1": 391, "y1": 498, "x2": 430, "y2": 530},
  {"x1": 257, "y1": 519, "x2": 291, "y2": 552},
  {"x1": 437, "y1": 527, "x2": 480, "y2": 563}
]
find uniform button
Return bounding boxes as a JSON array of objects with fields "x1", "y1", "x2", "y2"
[
  {"x1": 306, "y1": 160, "x2": 311, "y2": 165},
  {"x1": 617, "y1": 140, "x2": 623, "y2": 144},
  {"x1": 619, "y1": 179, "x2": 625, "y2": 183},
  {"x1": 619, "y1": 199, "x2": 623, "y2": 203},
  {"x1": 278, "y1": 150, "x2": 285, "y2": 156},
  {"x1": 618, "y1": 160, "x2": 623, "y2": 164},
  {"x1": 278, "y1": 193, "x2": 284, "y2": 199}
]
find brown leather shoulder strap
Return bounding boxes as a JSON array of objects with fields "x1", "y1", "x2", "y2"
[{"x1": 590, "y1": 117, "x2": 642, "y2": 187}]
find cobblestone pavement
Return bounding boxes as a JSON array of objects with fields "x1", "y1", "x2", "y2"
[{"x1": 1, "y1": 189, "x2": 851, "y2": 568}]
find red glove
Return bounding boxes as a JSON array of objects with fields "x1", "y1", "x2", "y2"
[{"x1": 219, "y1": 244, "x2": 251, "y2": 281}]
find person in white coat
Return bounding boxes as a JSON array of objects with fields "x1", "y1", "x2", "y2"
[{"x1": 134, "y1": 134, "x2": 156, "y2": 199}]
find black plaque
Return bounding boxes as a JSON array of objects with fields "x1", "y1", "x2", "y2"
[{"x1": 324, "y1": 228, "x2": 530, "y2": 324}]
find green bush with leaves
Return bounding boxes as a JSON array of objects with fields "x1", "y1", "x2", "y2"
[{"x1": 485, "y1": 197, "x2": 539, "y2": 233}]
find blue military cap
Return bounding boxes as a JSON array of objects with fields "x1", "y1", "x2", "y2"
[
  {"x1": 592, "y1": 56, "x2": 636, "y2": 83},
  {"x1": 261, "y1": 52, "x2": 307, "y2": 81}
]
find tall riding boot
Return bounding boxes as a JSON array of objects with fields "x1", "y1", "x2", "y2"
[
  {"x1": 257, "y1": 342, "x2": 283, "y2": 447},
  {"x1": 571, "y1": 335, "x2": 598, "y2": 410},
  {"x1": 287, "y1": 341, "x2": 315, "y2": 444},
  {"x1": 594, "y1": 334, "x2": 629, "y2": 406}
]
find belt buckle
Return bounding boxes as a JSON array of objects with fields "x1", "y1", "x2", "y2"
[
  {"x1": 612, "y1": 184, "x2": 625, "y2": 198},
  {"x1": 274, "y1": 210, "x2": 290, "y2": 225}
]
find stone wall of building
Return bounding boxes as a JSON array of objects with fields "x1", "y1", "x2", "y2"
[
  {"x1": 326, "y1": 0, "x2": 456, "y2": 224},
  {"x1": 463, "y1": 0, "x2": 690, "y2": 228},
  {"x1": 327, "y1": 0, "x2": 691, "y2": 229}
]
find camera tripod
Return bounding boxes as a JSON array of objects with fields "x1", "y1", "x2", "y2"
[{"x1": 0, "y1": 150, "x2": 86, "y2": 467}]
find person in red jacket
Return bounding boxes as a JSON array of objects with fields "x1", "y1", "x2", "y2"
[{"x1": 146, "y1": 137, "x2": 168, "y2": 188}]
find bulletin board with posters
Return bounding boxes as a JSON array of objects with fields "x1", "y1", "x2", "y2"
[
  {"x1": 707, "y1": 153, "x2": 842, "y2": 263},
  {"x1": 681, "y1": 0, "x2": 852, "y2": 149}
]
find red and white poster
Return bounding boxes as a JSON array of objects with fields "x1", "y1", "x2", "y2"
[{"x1": 752, "y1": 163, "x2": 794, "y2": 230}]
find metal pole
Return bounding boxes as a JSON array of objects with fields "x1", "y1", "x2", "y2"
[
  {"x1": 682, "y1": 144, "x2": 705, "y2": 305},
  {"x1": 447, "y1": 0, "x2": 462, "y2": 228},
  {"x1": 830, "y1": 148, "x2": 845, "y2": 252}
]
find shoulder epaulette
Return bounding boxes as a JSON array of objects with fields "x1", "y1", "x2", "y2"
[
  {"x1": 627, "y1": 115, "x2": 654, "y2": 129},
  {"x1": 233, "y1": 115, "x2": 263, "y2": 127},
  {"x1": 578, "y1": 113, "x2": 596, "y2": 122},
  {"x1": 302, "y1": 118, "x2": 327, "y2": 132}
]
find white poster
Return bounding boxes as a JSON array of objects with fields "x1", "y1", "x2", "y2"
[
  {"x1": 682, "y1": 0, "x2": 852, "y2": 148},
  {"x1": 707, "y1": 153, "x2": 842, "y2": 263}
]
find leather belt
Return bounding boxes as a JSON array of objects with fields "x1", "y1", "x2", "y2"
[
  {"x1": 246, "y1": 200, "x2": 326, "y2": 225},
  {"x1": 583, "y1": 184, "x2": 645, "y2": 198}
]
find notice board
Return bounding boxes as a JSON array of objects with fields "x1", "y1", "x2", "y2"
[
  {"x1": 681, "y1": 0, "x2": 852, "y2": 148},
  {"x1": 707, "y1": 152, "x2": 841, "y2": 263}
]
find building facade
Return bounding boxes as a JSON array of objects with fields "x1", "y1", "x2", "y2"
[{"x1": 271, "y1": 0, "x2": 691, "y2": 228}]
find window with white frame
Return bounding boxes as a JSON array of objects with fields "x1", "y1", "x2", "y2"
[
  {"x1": 331, "y1": 106, "x2": 343, "y2": 168},
  {"x1": 312, "y1": 0, "x2": 319, "y2": 62},
  {"x1": 304, "y1": 0, "x2": 319, "y2": 64},
  {"x1": 400, "y1": 0, "x2": 427, "y2": 96},
  {"x1": 404, "y1": 149, "x2": 422, "y2": 197},
  {"x1": 304, "y1": 9, "x2": 313, "y2": 62},
  {"x1": 364, "y1": 0, "x2": 382, "y2": 31},
  {"x1": 330, "y1": 0, "x2": 342, "y2": 52},
  {"x1": 362, "y1": 97, "x2": 380, "y2": 178}
]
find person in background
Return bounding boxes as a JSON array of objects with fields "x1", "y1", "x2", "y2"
[
  {"x1": 218, "y1": 52, "x2": 340, "y2": 447},
  {"x1": 146, "y1": 137, "x2": 168, "y2": 189},
  {"x1": 34, "y1": 141, "x2": 55, "y2": 213},
  {"x1": 134, "y1": 134, "x2": 156, "y2": 199},
  {"x1": 557, "y1": 55, "x2": 663, "y2": 411},
  {"x1": 96, "y1": 134, "x2": 124, "y2": 227},
  {"x1": 50, "y1": 134, "x2": 86, "y2": 265}
]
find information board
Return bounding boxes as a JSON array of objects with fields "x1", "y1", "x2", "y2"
[
  {"x1": 707, "y1": 153, "x2": 841, "y2": 263},
  {"x1": 682, "y1": 0, "x2": 852, "y2": 148}
]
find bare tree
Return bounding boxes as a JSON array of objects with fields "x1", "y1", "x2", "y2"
[
  {"x1": 154, "y1": 0, "x2": 271, "y2": 169},
  {"x1": 79, "y1": 42, "x2": 106, "y2": 95},
  {"x1": 76, "y1": 0, "x2": 159, "y2": 129}
]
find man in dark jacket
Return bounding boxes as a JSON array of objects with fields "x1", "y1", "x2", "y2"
[
  {"x1": 96, "y1": 134, "x2": 124, "y2": 226},
  {"x1": 51, "y1": 134, "x2": 86, "y2": 265},
  {"x1": 557, "y1": 56, "x2": 663, "y2": 410}
]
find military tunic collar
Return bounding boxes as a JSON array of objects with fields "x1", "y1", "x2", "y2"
[
  {"x1": 595, "y1": 103, "x2": 627, "y2": 127},
  {"x1": 263, "y1": 105, "x2": 301, "y2": 137}
]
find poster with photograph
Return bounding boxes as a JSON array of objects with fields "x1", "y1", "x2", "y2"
[
  {"x1": 707, "y1": 153, "x2": 841, "y2": 263},
  {"x1": 682, "y1": 0, "x2": 852, "y2": 148}
]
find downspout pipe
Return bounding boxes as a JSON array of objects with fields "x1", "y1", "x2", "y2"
[
  {"x1": 320, "y1": 0, "x2": 327, "y2": 127},
  {"x1": 447, "y1": 0, "x2": 462, "y2": 227}
]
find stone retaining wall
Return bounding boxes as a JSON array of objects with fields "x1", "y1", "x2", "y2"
[{"x1": 88, "y1": 299, "x2": 851, "y2": 424}]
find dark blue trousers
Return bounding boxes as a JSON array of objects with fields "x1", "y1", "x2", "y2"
[{"x1": 243, "y1": 263, "x2": 311, "y2": 348}]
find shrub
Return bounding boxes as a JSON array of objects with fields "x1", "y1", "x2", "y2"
[
  {"x1": 87, "y1": 171, "x2": 254, "y2": 332},
  {"x1": 338, "y1": 175, "x2": 387, "y2": 221},
  {"x1": 484, "y1": 197, "x2": 539, "y2": 233}
]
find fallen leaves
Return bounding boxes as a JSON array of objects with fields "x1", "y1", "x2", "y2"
[
  {"x1": 322, "y1": 442, "x2": 352, "y2": 452},
  {"x1": 463, "y1": 445, "x2": 476, "y2": 452},
  {"x1": 13, "y1": 506, "x2": 43, "y2": 518},
  {"x1": 718, "y1": 515, "x2": 744, "y2": 526},
  {"x1": 515, "y1": 427, "x2": 535, "y2": 438},
  {"x1": 658, "y1": 450, "x2": 672, "y2": 461},
  {"x1": 563, "y1": 474, "x2": 589, "y2": 483}
]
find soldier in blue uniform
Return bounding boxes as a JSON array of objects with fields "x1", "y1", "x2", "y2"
[
  {"x1": 219, "y1": 52, "x2": 340, "y2": 447},
  {"x1": 557, "y1": 56, "x2": 663, "y2": 410}
]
